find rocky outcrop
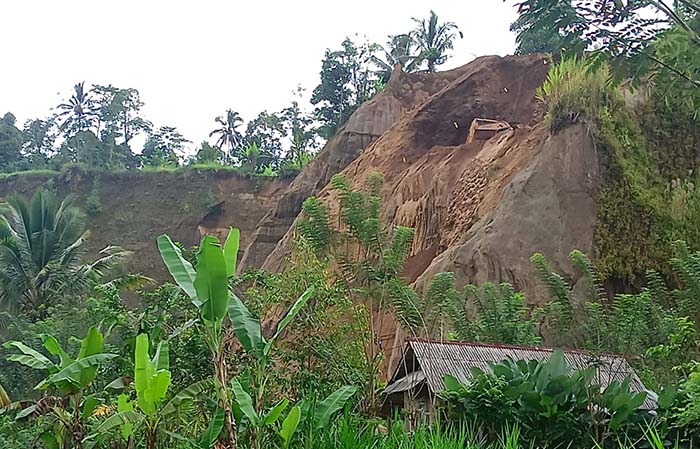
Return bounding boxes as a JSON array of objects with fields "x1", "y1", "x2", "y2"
[{"x1": 415, "y1": 124, "x2": 599, "y2": 300}]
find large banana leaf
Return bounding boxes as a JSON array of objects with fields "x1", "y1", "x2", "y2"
[
  {"x1": 312, "y1": 385, "x2": 357, "y2": 430},
  {"x1": 134, "y1": 334, "x2": 171, "y2": 417},
  {"x1": 157, "y1": 234, "x2": 197, "y2": 302},
  {"x1": 198, "y1": 407, "x2": 225, "y2": 449},
  {"x1": 153, "y1": 340, "x2": 169, "y2": 371},
  {"x1": 194, "y1": 236, "x2": 229, "y2": 323},
  {"x1": 3, "y1": 341, "x2": 55, "y2": 370},
  {"x1": 264, "y1": 398, "x2": 289, "y2": 425},
  {"x1": 264, "y1": 286, "x2": 313, "y2": 356},
  {"x1": 161, "y1": 379, "x2": 213, "y2": 416},
  {"x1": 231, "y1": 378, "x2": 258, "y2": 425},
  {"x1": 228, "y1": 293, "x2": 264, "y2": 357},
  {"x1": 117, "y1": 393, "x2": 136, "y2": 440},
  {"x1": 37, "y1": 353, "x2": 117, "y2": 391},
  {"x1": 279, "y1": 406, "x2": 301, "y2": 449},
  {"x1": 41, "y1": 335, "x2": 72, "y2": 368},
  {"x1": 77, "y1": 327, "x2": 105, "y2": 387},
  {"x1": 223, "y1": 227, "x2": 240, "y2": 278}
]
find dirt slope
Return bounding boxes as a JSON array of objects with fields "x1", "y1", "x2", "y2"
[
  {"x1": 239, "y1": 64, "x2": 473, "y2": 268},
  {"x1": 254, "y1": 54, "x2": 604, "y2": 368},
  {"x1": 262, "y1": 54, "x2": 556, "y2": 277},
  {"x1": 0, "y1": 169, "x2": 290, "y2": 280}
]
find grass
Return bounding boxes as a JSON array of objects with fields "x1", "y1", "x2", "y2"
[{"x1": 537, "y1": 56, "x2": 620, "y2": 132}]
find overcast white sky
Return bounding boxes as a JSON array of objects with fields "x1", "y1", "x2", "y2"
[{"x1": 1, "y1": 1, "x2": 519, "y2": 150}]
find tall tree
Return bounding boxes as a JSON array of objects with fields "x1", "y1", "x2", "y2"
[
  {"x1": 142, "y1": 126, "x2": 189, "y2": 167},
  {"x1": 21, "y1": 117, "x2": 57, "y2": 167},
  {"x1": 372, "y1": 34, "x2": 422, "y2": 81},
  {"x1": 91, "y1": 85, "x2": 152, "y2": 145},
  {"x1": 209, "y1": 109, "x2": 244, "y2": 164},
  {"x1": 244, "y1": 111, "x2": 286, "y2": 166},
  {"x1": 0, "y1": 113, "x2": 23, "y2": 171},
  {"x1": 311, "y1": 38, "x2": 379, "y2": 139},
  {"x1": 281, "y1": 88, "x2": 318, "y2": 165},
  {"x1": 0, "y1": 189, "x2": 127, "y2": 317},
  {"x1": 191, "y1": 140, "x2": 224, "y2": 165},
  {"x1": 411, "y1": 10, "x2": 462, "y2": 72},
  {"x1": 55, "y1": 82, "x2": 96, "y2": 137}
]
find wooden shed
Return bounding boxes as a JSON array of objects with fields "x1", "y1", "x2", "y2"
[{"x1": 383, "y1": 338, "x2": 653, "y2": 426}]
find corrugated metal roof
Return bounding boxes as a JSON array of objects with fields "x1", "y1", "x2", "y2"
[
  {"x1": 389, "y1": 338, "x2": 655, "y2": 409},
  {"x1": 383, "y1": 370, "x2": 426, "y2": 395}
]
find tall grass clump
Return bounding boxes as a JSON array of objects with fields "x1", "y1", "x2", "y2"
[{"x1": 537, "y1": 56, "x2": 621, "y2": 132}]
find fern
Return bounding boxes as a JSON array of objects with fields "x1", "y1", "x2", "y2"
[
  {"x1": 420, "y1": 272, "x2": 458, "y2": 336},
  {"x1": 385, "y1": 278, "x2": 424, "y2": 333},
  {"x1": 570, "y1": 249, "x2": 606, "y2": 303},
  {"x1": 645, "y1": 269, "x2": 670, "y2": 306},
  {"x1": 298, "y1": 197, "x2": 332, "y2": 253},
  {"x1": 531, "y1": 253, "x2": 573, "y2": 315}
]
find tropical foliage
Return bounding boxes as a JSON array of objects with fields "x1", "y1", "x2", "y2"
[{"x1": 0, "y1": 189, "x2": 126, "y2": 317}]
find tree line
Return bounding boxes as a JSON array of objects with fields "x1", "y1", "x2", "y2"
[{"x1": 0, "y1": 10, "x2": 461, "y2": 177}]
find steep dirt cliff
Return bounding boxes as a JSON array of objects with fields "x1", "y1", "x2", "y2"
[
  {"x1": 239, "y1": 64, "x2": 474, "y2": 268},
  {"x1": 253, "y1": 54, "x2": 604, "y2": 368},
  {"x1": 0, "y1": 169, "x2": 290, "y2": 280},
  {"x1": 262, "y1": 54, "x2": 566, "y2": 286}
]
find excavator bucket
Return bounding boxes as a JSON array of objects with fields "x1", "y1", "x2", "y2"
[{"x1": 467, "y1": 118, "x2": 512, "y2": 143}]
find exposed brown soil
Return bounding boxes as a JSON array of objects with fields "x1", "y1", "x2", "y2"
[
  {"x1": 251, "y1": 54, "x2": 603, "y2": 375},
  {"x1": 0, "y1": 168, "x2": 290, "y2": 280}
]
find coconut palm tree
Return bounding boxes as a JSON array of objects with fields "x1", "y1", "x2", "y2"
[
  {"x1": 209, "y1": 109, "x2": 245, "y2": 164},
  {"x1": 0, "y1": 189, "x2": 128, "y2": 318},
  {"x1": 411, "y1": 11, "x2": 462, "y2": 72},
  {"x1": 372, "y1": 34, "x2": 422, "y2": 81},
  {"x1": 55, "y1": 81, "x2": 96, "y2": 136}
]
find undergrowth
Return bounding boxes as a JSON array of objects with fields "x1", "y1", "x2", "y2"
[{"x1": 539, "y1": 56, "x2": 700, "y2": 281}]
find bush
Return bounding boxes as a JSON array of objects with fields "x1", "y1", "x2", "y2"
[
  {"x1": 0, "y1": 415, "x2": 36, "y2": 449},
  {"x1": 537, "y1": 56, "x2": 621, "y2": 132},
  {"x1": 86, "y1": 179, "x2": 102, "y2": 216},
  {"x1": 440, "y1": 351, "x2": 653, "y2": 448}
]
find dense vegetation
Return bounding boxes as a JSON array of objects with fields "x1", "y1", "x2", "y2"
[{"x1": 1, "y1": 2, "x2": 700, "y2": 449}]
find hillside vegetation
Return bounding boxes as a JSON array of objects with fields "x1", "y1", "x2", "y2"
[{"x1": 2, "y1": 4, "x2": 700, "y2": 449}]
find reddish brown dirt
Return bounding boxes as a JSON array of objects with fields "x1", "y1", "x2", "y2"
[{"x1": 256, "y1": 55, "x2": 602, "y2": 377}]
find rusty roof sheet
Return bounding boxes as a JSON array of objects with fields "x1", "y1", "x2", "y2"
[{"x1": 392, "y1": 338, "x2": 654, "y2": 409}]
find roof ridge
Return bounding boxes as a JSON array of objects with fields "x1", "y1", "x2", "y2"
[{"x1": 404, "y1": 337, "x2": 635, "y2": 359}]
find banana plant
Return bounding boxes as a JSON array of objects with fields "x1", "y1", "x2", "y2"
[
  {"x1": 228, "y1": 285, "x2": 314, "y2": 413},
  {"x1": 231, "y1": 378, "x2": 297, "y2": 449},
  {"x1": 231, "y1": 385, "x2": 356, "y2": 449},
  {"x1": 85, "y1": 334, "x2": 215, "y2": 449},
  {"x1": 3, "y1": 327, "x2": 116, "y2": 449},
  {"x1": 158, "y1": 227, "x2": 240, "y2": 448},
  {"x1": 134, "y1": 333, "x2": 171, "y2": 449}
]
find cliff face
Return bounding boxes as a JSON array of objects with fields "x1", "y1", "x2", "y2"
[
  {"x1": 261, "y1": 54, "x2": 577, "y2": 292},
  {"x1": 239, "y1": 64, "x2": 473, "y2": 269},
  {"x1": 0, "y1": 54, "x2": 600, "y2": 317},
  {"x1": 250, "y1": 54, "x2": 603, "y2": 368},
  {"x1": 0, "y1": 169, "x2": 290, "y2": 280}
]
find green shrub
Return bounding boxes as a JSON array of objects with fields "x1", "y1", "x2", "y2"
[
  {"x1": 86, "y1": 179, "x2": 103, "y2": 216},
  {"x1": 440, "y1": 351, "x2": 652, "y2": 448},
  {"x1": 537, "y1": 56, "x2": 621, "y2": 132},
  {"x1": 0, "y1": 415, "x2": 36, "y2": 449}
]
